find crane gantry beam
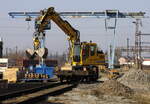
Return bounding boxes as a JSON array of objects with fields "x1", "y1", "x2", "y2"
[{"x1": 8, "y1": 10, "x2": 146, "y2": 19}]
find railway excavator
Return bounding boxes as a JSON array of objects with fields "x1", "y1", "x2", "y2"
[{"x1": 26, "y1": 7, "x2": 106, "y2": 82}]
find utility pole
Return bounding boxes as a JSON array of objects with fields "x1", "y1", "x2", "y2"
[
  {"x1": 15, "y1": 46, "x2": 18, "y2": 55},
  {"x1": 139, "y1": 31, "x2": 142, "y2": 69},
  {"x1": 127, "y1": 38, "x2": 129, "y2": 58},
  {"x1": 133, "y1": 19, "x2": 142, "y2": 69},
  {"x1": 127, "y1": 38, "x2": 130, "y2": 67},
  {"x1": 6, "y1": 48, "x2": 8, "y2": 57},
  {"x1": 0, "y1": 37, "x2": 3, "y2": 58},
  {"x1": 105, "y1": 10, "x2": 118, "y2": 69},
  {"x1": 137, "y1": 32, "x2": 150, "y2": 69}
]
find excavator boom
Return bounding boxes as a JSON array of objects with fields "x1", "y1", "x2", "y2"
[{"x1": 37, "y1": 7, "x2": 80, "y2": 42}]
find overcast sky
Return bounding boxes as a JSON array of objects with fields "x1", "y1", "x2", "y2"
[{"x1": 0, "y1": 0, "x2": 150, "y2": 54}]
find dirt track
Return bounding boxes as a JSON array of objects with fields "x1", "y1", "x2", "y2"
[
  {"x1": 46, "y1": 68, "x2": 150, "y2": 104},
  {"x1": 47, "y1": 83, "x2": 137, "y2": 104}
]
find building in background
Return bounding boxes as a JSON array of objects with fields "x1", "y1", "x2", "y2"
[
  {"x1": 0, "y1": 58, "x2": 8, "y2": 72},
  {"x1": 142, "y1": 58, "x2": 150, "y2": 66}
]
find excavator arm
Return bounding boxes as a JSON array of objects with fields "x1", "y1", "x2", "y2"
[
  {"x1": 30, "y1": 7, "x2": 81, "y2": 65},
  {"x1": 36, "y1": 7, "x2": 80, "y2": 43}
]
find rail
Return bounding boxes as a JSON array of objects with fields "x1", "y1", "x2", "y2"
[{"x1": 0, "y1": 82, "x2": 77, "y2": 104}]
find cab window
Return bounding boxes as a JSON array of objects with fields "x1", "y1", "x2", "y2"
[
  {"x1": 90, "y1": 45, "x2": 96, "y2": 56},
  {"x1": 82, "y1": 45, "x2": 89, "y2": 60},
  {"x1": 73, "y1": 44, "x2": 81, "y2": 62}
]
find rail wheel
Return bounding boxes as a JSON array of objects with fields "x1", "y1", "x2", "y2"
[
  {"x1": 93, "y1": 67, "x2": 99, "y2": 81},
  {"x1": 60, "y1": 76, "x2": 64, "y2": 83}
]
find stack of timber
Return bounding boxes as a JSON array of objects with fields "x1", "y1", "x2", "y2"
[{"x1": 3, "y1": 68, "x2": 25, "y2": 83}]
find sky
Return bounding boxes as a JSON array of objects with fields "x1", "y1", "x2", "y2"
[{"x1": 0, "y1": 0, "x2": 150, "y2": 55}]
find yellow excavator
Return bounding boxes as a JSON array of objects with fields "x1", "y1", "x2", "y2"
[{"x1": 30, "y1": 7, "x2": 105, "y2": 82}]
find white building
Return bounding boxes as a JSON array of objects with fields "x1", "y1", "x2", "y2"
[
  {"x1": 0, "y1": 58, "x2": 8, "y2": 72},
  {"x1": 142, "y1": 59, "x2": 150, "y2": 66}
]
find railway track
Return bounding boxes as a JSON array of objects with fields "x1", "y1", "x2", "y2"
[{"x1": 0, "y1": 82, "x2": 77, "y2": 104}]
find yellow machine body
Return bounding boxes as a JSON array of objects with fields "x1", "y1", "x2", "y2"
[{"x1": 71, "y1": 42, "x2": 105, "y2": 67}]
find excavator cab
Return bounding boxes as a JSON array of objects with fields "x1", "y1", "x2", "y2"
[{"x1": 81, "y1": 42, "x2": 105, "y2": 66}]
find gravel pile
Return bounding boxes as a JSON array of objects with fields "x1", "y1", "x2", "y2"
[
  {"x1": 48, "y1": 83, "x2": 137, "y2": 104},
  {"x1": 118, "y1": 69, "x2": 150, "y2": 91},
  {"x1": 92, "y1": 80, "x2": 134, "y2": 97}
]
